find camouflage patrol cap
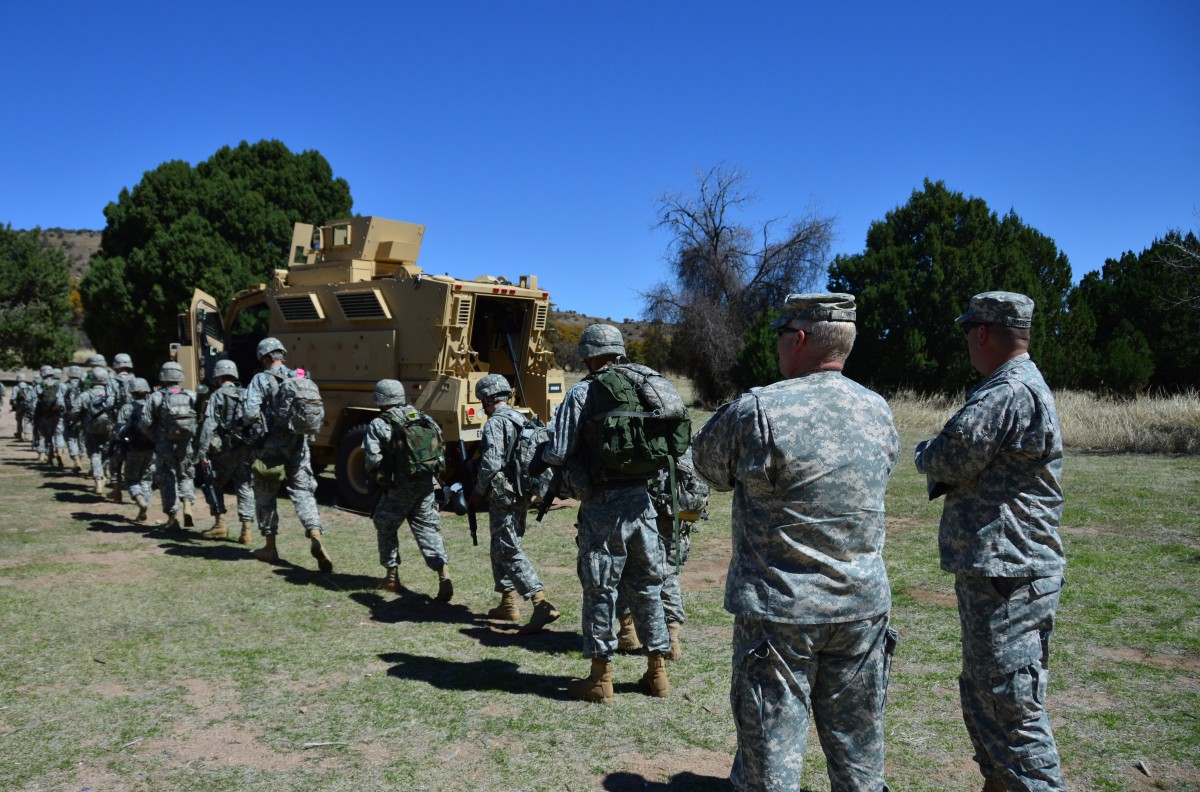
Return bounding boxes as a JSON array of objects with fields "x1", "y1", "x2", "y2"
[
  {"x1": 113, "y1": 353, "x2": 133, "y2": 370},
  {"x1": 159, "y1": 362, "x2": 184, "y2": 383},
  {"x1": 475, "y1": 373, "x2": 512, "y2": 402},
  {"x1": 92, "y1": 366, "x2": 109, "y2": 383},
  {"x1": 87, "y1": 353, "x2": 107, "y2": 367},
  {"x1": 578, "y1": 324, "x2": 625, "y2": 359},
  {"x1": 66, "y1": 365, "x2": 82, "y2": 379},
  {"x1": 212, "y1": 359, "x2": 239, "y2": 380},
  {"x1": 955, "y1": 291, "x2": 1034, "y2": 328},
  {"x1": 131, "y1": 378, "x2": 151, "y2": 395},
  {"x1": 373, "y1": 379, "x2": 407, "y2": 407},
  {"x1": 768, "y1": 293, "x2": 857, "y2": 328}
]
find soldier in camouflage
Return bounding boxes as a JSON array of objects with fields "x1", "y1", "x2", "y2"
[
  {"x1": 471, "y1": 373, "x2": 559, "y2": 632},
  {"x1": 241, "y1": 338, "x2": 332, "y2": 572},
  {"x1": 361, "y1": 378, "x2": 452, "y2": 601},
  {"x1": 80, "y1": 367, "x2": 117, "y2": 494},
  {"x1": 25, "y1": 373, "x2": 43, "y2": 454},
  {"x1": 34, "y1": 365, "x2": 67, "y2": 466},
  {"x1": 615, "y1": 446, "x2": 710, "y2": 660},
  {"x1": 106, "y1": 353, "x2": 136, "y2": 501},
  {"x1": 12, "y1": 373, "x2": 32, "y2": 441},
  {"x1": 140, "y1": 362, "x2": 197, "y2": 530},
  {"x1": 197, "y1": 359, "x2": 256, "y2": 545},
  {"x1": 692, "y1": 293, "x2": 900, "y2": 792},
  {"x1": 116, "y1": 378, "x2": 156, "y2": 523},
  {"x1": 914, "y1": 292, "x2": 1067, "y2": 792},
  {"x1": 542, "y1": 323, "x2": 672, "y2": 703},
  {"x1": 61, "y1": 365, "x2": 86, "y2": 473}
]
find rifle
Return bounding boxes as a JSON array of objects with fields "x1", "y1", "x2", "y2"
[
  {"x1": 534, "y1": 465, "x2": 563, "y2": 523},
  {"x1": 197, "y1": 458, "x2": 226, "y2": 517},
  {"x1": 458, "y1": 439, "x2": 479, "y2": 546}
]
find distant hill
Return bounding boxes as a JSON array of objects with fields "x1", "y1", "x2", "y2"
[
  {"x1": 39, "y1": 228, "x2": 101, "y2": 280},
  {"x1": 549, "y1": 309, "x2": 664, "y2": 345}
]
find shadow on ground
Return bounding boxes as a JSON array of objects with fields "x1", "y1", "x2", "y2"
[
  {"x1": 458, "y1": 623, "x2": 581, "y2": 656},
  {"x1": 380, "y1": 650, "x2": 575, "y2": 701},
  {"x1": 602, "y1": 772, "x2": 734, "y2": 792},
  {"x1": 350, "y1": 589, "x2": 478, "y2": 624}
]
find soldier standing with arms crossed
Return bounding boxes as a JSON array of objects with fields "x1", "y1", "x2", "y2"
[
  {"x1": 692, "y1": 293, "x2": 899, "y2": 792},
  {"x1": 914, "y1": 292, "x2": 1067, "y2": 792}
]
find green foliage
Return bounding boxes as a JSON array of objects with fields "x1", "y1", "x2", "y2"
[
  {"x1": 828, "y1": 179, "x2": 1073, "y2": 394},
  {"x1": 1069, "y1": 231, "x2": 1200, "y2": 393},
  {"x1": 730, "y1": 310, "x2": 783, "y2": 392},
  {"x1": 0, "y1": 224, "x2": 77, "y2": 368},
  {"x1": 79, "y1": 140, "x2": 352, "y2": 373}
]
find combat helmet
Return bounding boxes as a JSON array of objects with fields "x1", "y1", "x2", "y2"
[
  {"x1": 130, "y1": 378, "x2": 150, "y2": 395},
  {"x1": 256, "y1": 337, "x2": 286, "y2": 359},
  {"x1": 373, "y1": 379, "x2": 406, "y2": 408},
  {"x1": 52, "y1": 367, "x2": 63, "y2": 379},
  {"x1": 39, "y1": 365, "x2": 53, "y2": 377},
  {"x1": 16, "y1": 373, "x2": 26, "y2": 383},
  {"x1": 475, "y1": 374, "x2": 513, "y2": 404},
  {"x1": 91, "y1": 366, "x2": 109, "y2": 383},
  {"x1": 159, "y1": 362, "x2": 184, "y2": 384},
  {"x1": 577, "y1": 324, "x2": 625, "y2": 359},
  {"x1": 87, "y1": 353, "x2": 107, "y2": 368},
  {"x1": 213, "y1": 359, "x2": 239, "y2": 380},
  {"x1": 113, "y1": 353, "x2": 133, "y2": 370},
  {"x1": 66, "y1": 365, "x2": 82, "y2": 379}
]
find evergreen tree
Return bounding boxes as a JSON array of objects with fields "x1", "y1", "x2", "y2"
[
  {"x1": 79, "y1": 140, "x2": 352, "y2": 370},
  {"x1": 0, "y1": 224, "x2": 77, "y2": 368}
]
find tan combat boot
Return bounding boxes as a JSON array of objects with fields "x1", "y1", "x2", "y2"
[
  {"x1": 567, "y1": 658, "x2": 613, "y2": 704},
  {"x1": 435, "y1": 563, "x2": 453, "y2": 602},
  {"x1": 182, "y1": 499, "x2": 194, "y2": 527},
  {"x1": 307, "y1": 528, "x2": 333, "y2": 573},
  {"x1": 238, "y1": 520, "x2": 253, "y2": 545},
  {"x1": 667, "y1": 622, "x2": 683, "y2": 661},
  {"x1": 93, "y1": 478, "x2": 105, "y2": 495},
  {"x1": 519, "y1": 591, "x2": 561, "y2": 634},
  {"x1": 134, "y1": 496, "x2": 149, "y2": 523},
  {"x1": 617, "y1": 613, "x2": 642, "y2": 653},
  {"x1": 107, "y1": 483, "x2": 124, "y2": 503},
  {"x1": 54, "y1": 449, "x2": 66, "y2": 467},
  {"x1": 252, "y1": 534, "x2": 279, "y2": 563},
  {"x1": 162, "y1": 512, "x2": 182, "y2": 532},
  {"x1": 71, "y1": 456, "x2": 82, "y2": 473},
  {"x1": 640, "y1": 652, "x2": 669, "y2": 698},
  {"x1": 487, "y1": 590, "x2": 521, "y2": 621},
  {"x1": 377, "y1": 566, "x2": 401, "y2": 593},
  {"x1": 201, "y1": 514, "x2": 228, "y2": 540}
]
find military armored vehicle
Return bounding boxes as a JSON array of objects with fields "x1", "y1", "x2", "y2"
[{"x1": 173, "y1": 216, "x2": 566, "y2": 512}]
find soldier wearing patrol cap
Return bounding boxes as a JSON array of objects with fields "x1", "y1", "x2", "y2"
[
  {"x1": 915, "y1": 291, "x2": 1067, "y2": 792},
  {"x1": 692, "y1": 292, "x2": 900, "y2": 792}
]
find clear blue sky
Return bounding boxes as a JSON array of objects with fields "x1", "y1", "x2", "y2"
[{"x1": 3, "y1": 1, "x2": 1197, "y2": 321}]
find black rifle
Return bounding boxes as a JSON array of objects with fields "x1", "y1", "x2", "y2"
[
  {"x1": 196, "y1": 458, "x2": 226, "y2": 516},
  {"x1": 534, "y1": 464, "x2": 563, "y2": 523},
  {"x1": 458, "y1": 439, "x2": 479, "y2": 546}
]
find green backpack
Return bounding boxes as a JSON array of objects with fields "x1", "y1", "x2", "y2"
[
  {"x1": 383, "y1": 407, "x2": 446, "y2": 478},
  {"x1": 583, "y1": 363, "x2": 691, "y2": 483}
]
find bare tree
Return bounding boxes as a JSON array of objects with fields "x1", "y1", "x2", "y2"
[{"x1": 643, "y1": 165, "x2": 834, "y2": 405}]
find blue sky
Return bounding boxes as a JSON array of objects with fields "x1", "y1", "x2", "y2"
[{"x1": 3, "y1": 1, "x2": 1197, "y2": 321}]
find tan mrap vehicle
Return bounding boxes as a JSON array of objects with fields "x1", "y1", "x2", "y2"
[{"x1": 173, "y1": 215, "x2": 566, "y2": 512}]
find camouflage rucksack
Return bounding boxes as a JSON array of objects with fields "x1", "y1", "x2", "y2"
[
  {"x1": 162, "y1": 387, "x2": 197, "y2": 441},
  {"x1": 583, "y1": 363, "x2": 691, "y2": 483},
  {"x1": 383, "y1": 407, "x2": 446, "y2": 478},
  {"x1": 215, "y1": 385, "x2": 251, "y2": 446},
  {"x1": 38, "y1": 382, "x2": 62, "y2": 414},
  {"x1": 497, "y1": 410, "x2": 554, "y2": 504},
  {"x1": 85, "y1": 387, "x2": 115, "y2": 436},
  {"x1": 272, "y1": 370, "x2": 324, "y2": 436}
]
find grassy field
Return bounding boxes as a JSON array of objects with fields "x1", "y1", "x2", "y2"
[{"x1": 1, "y1": 401, "x2": 1198, "y2": 791}]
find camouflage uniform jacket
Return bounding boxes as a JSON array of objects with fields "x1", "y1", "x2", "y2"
[
  {"x1": 363, "y1": 405, "x2": 440, "y2": 492},
  {"x1": 473, "y1": 404, "x2": 523, "y2": 504},
  {"x1": 914, "y1": 353, "x2": 1065, "y2": 577},
  {"x1": 543, "y1": 378, "x2": 600, "y2": 499},
  {"x1": 692, "y1": 371, "x2": 899, "y2": 624}
]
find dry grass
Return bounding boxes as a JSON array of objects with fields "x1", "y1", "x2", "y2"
[{"x1": 889, "y1": 389, "x2": 1200, "y2": 455}]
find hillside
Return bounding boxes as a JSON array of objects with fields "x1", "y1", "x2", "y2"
[{"x1": 38, "y1": 228, "x2": 101, "y2": 280}]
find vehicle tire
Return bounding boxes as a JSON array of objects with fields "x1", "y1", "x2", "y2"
[{"x1": 335, "y1": 423, "x2": 379, "y2": 514}]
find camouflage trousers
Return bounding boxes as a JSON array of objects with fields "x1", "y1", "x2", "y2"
[
  {"x1": 487, "y1": 501, "x2": 543, "y2": 597},
  {"x1": 373, "y1": 480, "x2": 447, "y2": 571},
  {"x1": 36, "y1": 415, "x2": 65, "y2": 455},
  {"x1": 729, "y1": 614, "x2": 896, "y2": 792},
  {"x1": 577, "y1": 484, "x2": 669, "y2": 658},
  {"x1": 64, "y1": 423, "x2": 82, "y2": 459},
  {"x1": 209, "y1": 446, "x2": 255, "y2": 521},
  {"x1": 154, "y1": 438, "x2": 195, "y2": 516},
  {"x1": 618, "y1": 516, "x2": 691, "y2": 625},
  {"x1": 15, "y1": 407, "x2": 31, "y2": 440},
  {"x1": 123, "y1": 448, "x2": 156, "y2": 506},
  {"x1": 955, "y1": 573, "x2": 1067, "y2": 791},
  {"x1": 84, "y1": 432, "x2": 109, "y2": 479},
  {"x1": 252, "y1": 438, "x2": 321, "y2": 535}
]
